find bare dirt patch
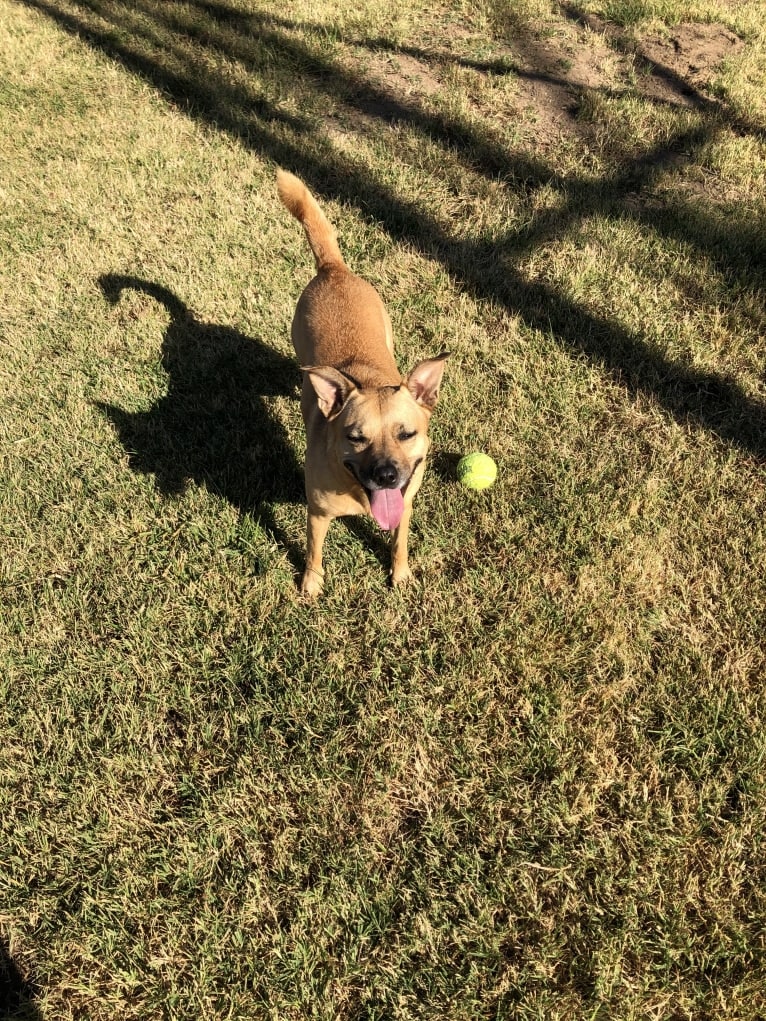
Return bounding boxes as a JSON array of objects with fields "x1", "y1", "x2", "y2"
[
  {"x1": 377, "y1": 51, "x2": 443, "y2": 99},
  {"x1": 325, "y1": 16, "x2": 744, "y2": 150},
  {"x1": 506, "y1": 25, "x2": 621, "y2": 143},
  {"x1": 508, "y1": 19, "x2": 745, "y2": 138},
  {"x1": 636, "y1": 23, "x2": 744, "y2": 107}
]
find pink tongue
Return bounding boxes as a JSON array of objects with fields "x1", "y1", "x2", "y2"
[{"x1": 369, "y1": 487, "x2": 404, "y2": 531}]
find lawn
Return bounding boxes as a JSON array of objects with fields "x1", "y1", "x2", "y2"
[{"x1": 1, "y1": 0, "x2": 765, "y2": 1018}]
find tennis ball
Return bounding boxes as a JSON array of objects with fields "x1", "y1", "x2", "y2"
[{"x1": 456, "y1": 452, "x2": 497, "y2": 490}]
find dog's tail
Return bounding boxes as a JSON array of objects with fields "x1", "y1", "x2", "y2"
[{"x1": 276, "y1": 170, "x2": 344, "y2": 271}]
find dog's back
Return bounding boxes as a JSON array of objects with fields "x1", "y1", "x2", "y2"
[{"x1": 277, "y1": 171, "x2": 397, "y2": 385}]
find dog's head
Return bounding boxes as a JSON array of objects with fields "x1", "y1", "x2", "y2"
[{"x1": 303, "y1": 353, "x2": 449, "y2": 530}]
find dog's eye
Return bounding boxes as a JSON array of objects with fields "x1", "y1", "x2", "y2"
[
  {"x1": 398, "y1": 429, "x2": 417, "y2": 442},
  {"x1": 347, "y1": 432, "x2": 367, "y2": 445}
]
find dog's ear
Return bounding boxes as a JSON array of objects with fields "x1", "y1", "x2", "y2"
[
  {"x1": 405, "y1": 352, "x2": 450, "y2": 410},
  {"x1": 303, "y1": 366, "x2": 356, "y2": 419}
]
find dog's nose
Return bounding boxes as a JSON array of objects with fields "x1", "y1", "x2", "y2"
[{"x1": 371, "y1": 462, "x2": 399, "y2": 488}]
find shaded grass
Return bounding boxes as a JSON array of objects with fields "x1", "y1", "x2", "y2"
[{"x1": 1, "y1": 0, "x2": 766, "y2": 1018}]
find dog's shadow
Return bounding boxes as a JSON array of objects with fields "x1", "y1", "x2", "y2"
[{"x1": 96, "y1": 274, "x2": 307, "y2": 572}]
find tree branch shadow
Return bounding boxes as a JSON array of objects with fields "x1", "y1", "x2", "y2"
[{"x1": 23, "y1": 0, "x2": 766, "y2": 461}]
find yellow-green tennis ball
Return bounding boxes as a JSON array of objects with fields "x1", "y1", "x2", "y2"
[{"x1": 457, "y1": 452, "x2": 497, "y2": 490}]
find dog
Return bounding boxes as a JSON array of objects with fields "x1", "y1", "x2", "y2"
[{"x1": 277, "y1": 170, "x2": 449, "y2": 597}]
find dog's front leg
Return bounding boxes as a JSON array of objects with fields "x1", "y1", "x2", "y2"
[
  {"x1": 390, "y1": 503, "x2": 414, "y2": 587},
  {"x1": 301, "y1": 511, "x2": 332, "y2": 597}
]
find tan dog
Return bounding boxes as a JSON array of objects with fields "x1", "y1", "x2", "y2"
[{"x1": 277, "y1": 170, "x2": 449, "y2": 597}]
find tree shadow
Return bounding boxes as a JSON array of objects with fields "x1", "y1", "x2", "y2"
[
  {"x1": 24, "y1": 0, "x2": 766, "y2": 460},
  {"x1": 0, "y1": 936, "x2": 41, "y2": 1021},
  {"x1": 96, "y1": 275, "x2": 306, "y2": 573}
]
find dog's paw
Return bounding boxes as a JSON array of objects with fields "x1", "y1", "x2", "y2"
[
  {"x1": 300, "y1": 567, "x2": 325, "y2": 598},
  {"x1": 390, "y1": 565, "x2": 414, "y2": 587}
]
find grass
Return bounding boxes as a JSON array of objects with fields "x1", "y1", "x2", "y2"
[{"x1": 1, "y1": 0, "x2": 766, "y2": 1017}]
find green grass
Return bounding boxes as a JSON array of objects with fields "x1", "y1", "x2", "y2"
[{"x1": 1, "y1": 0, "x2": 766, "y2": 1018}]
